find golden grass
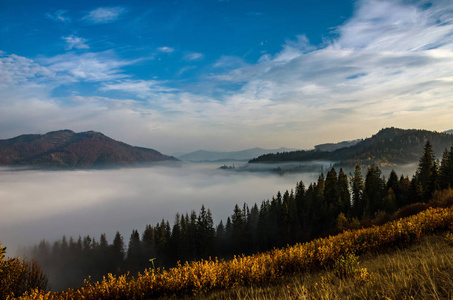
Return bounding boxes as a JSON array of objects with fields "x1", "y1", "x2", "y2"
[
  {"x1": 14, "y1": 206, "x2": 453, "y2": 300},
  {"x1": 189, "y1": 234, "x2": 453, "y2": 300}
]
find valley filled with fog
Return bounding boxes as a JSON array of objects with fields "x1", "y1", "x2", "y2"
[{"x1": 0, "y1": 162, "x2": 330, "y2": 255}]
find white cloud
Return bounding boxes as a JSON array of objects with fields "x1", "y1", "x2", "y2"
[
  {"x1": 3, "y1": 0, "x2": 453, "y2": 153},
  {"x1": 335, "y1": 0, "x2": 453, "y2": 51},
  {"x1": 184, "y1": 52, "x2": 204, "y2": 61},
  {"x1": 206, "y1": 0, "x2": 453, "y2": 145},
  {"x1": 83, "y1": 7, "x2": 125, "y2": 24},
  {"x1": 46, "y1": 10, "x2": 70, "y2": 23},
  {"x1": 100, "y1": 80, "x2": 176, "y2": 98},
  {"x1": 157, "y1": 46, "x2": 175, "y2": 53},
  {"x1": 42, "y1": 51, "x2": 134, "y2": 82},
  {"x1": 63, "y1": 35, "x2": 89, "y2": 50},
  {"x1": 0, "y1": 53, "x2": 54, "y2": 88},
  {"x1": 213, "y1": 56, "x2": 247, "y2": 69}
]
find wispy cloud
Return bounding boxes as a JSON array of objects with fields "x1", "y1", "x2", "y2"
[
  {"x1": 157, "y1": 46, "x2": 175, "y2": 53},
  {"x1": 3, "y1": 0, "x2": 453, "y2": 153},
  {"x1": 46, "y1": 10, "x2": 70, "y2": 23},
  {"x1": 83, "y1": 7, "x2": 125, "y2": 24},
  {"x1": 203, "y1": 0, "x2": 453, "y2": 144},
  {"x1": 100, "y1": 80, "x2": 175, "y2": 98},
  {"x1": 184, "y1": 52, "x2": 204, "y2": 61},
  {"x1": 0, "y1": 53, "x2": 54, "y2": 88},
  {"x1": 42, "y1": 51, "x2": 134, "y2": 82},
  {"x1": 63, "y1": 35, "x2": 89, "y2": 50}
]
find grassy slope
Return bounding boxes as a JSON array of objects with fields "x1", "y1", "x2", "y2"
[
  {"x1": 190, "y1": 234, "x2": 453, "y2": 300},
  {"x1": 15, "y1": 203, "x2": 453, "y2": 299}
]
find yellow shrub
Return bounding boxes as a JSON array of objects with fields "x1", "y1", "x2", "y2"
[{"x1": 14, "y1": 206, "x2": 453, "y2": 300}]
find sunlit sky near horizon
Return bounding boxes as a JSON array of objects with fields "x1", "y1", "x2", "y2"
[{"x1": 1, "y1": 0, "x2": 453, "y2": 154}]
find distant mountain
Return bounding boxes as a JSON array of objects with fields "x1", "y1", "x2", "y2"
[
  {"x1": 178, "y1": 147, "x2": 298, "y2": 162},
  {"x1": 314, "y1": 139, "x2": 362, "y2": 152},
  {"x1": 250, "y1": 127, "x2": 453, "y2": 166},
  {"x1": 445, "y1": 129, "x2": 453, "y2": 135},
  {"x1": 0, "y1": 130, "x2": 178, "y2": 168}
]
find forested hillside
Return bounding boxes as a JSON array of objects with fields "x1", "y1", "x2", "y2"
[
  {"x1": 26, "y1": 141, "x2": 453, "y2": 291},
  {"x1": 0, "y1": 130, "x2": 177, "y2": 168},
  {"x1": 250, "y1": 127, "x2": 453, "y2": 166}
]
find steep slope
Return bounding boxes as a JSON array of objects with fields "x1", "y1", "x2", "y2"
[
  {"x1": 0, "y1": 130, "x2": 178, "y2": 168},
  {"x1": 250, "y1": 127, "x2": 453, "y2": 166}
]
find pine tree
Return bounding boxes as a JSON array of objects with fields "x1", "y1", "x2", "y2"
[
  {"x1": 364, "y1": 164, "x2": 385, "y2": 217},
  {"x1": 231, "y1": 204, "x2": 245, "y2": 253},
  {"x1": 142, "y1": 225, "x2": 156, "y2": 262},
  {"x1": 387, "y1": 170, "x2": 403, "y2": 207},
  {"x1": 197, "y1": 205, "x2": 215, "y2": 258},
  {"x1": 338, "y1": 168, "x2": 351, "y2": 217},
  {"x1": 351, "y1": 164, "x2": 365, "y2": 219},
  {"x1": 126, "y1": 230, "x2": 142, "y2": 272},
  {"x1": 416, "y1": 140, "x2": 436, "y2": 201},
  {"x1": 439, "y1": 146, "x2": 453, "y2": 189},
  {"x1": 112, "y1": 231, "x2": 125, "y2": 273}
]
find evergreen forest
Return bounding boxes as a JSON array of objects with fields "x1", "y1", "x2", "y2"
[{"x1": 25, "y1": 141, "x2": 453, "y2": 291}]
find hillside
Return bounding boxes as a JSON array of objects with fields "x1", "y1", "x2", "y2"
[
  {"x1": 250, "y1": 127, "x2": 453, "y2": 166},
  {"x1": 177, "y1": 147, "x2": 298, "y2": 162},
  {"x1": 197, "y1": 234, "x2": 453, "y2": 300},
  {"x1": 0, "y1": 130, "x2": 178, "y2": 168},
  {"x1": 13, "y1": 204, "x2": 453, "y2": 299},
  {"x1": 314, "y1": 139, "x2": 362, "y2": 152}
]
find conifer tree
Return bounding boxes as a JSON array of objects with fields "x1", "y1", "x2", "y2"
[
  {"x1": 351, "y1": 164, "x2": 364, "y2": 218},
  {"x1": 364, "y1": 164, "x2": 385, "y2": 217},
  {"x1": 338, "y1": 168, "x2": 351, "y2": 217},
  {"x1": 112, "y1": 231, "x2": 125, "y2": 272},
  {"x1": 439, "y1": 146, "x2": 453, "y2": 189},
  {"x1": 197, "y1": 205, "x2": 215, "y2": 258},
  {"x1": 416, "y1": 140, "x2": 436, "y2": 201},
  {"x1": 126, "y1": 230, "x2": 142, "y2": 272}
]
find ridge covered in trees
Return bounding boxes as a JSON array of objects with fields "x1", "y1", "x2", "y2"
[
  {"x1": 0, "y1": 130, "x2": 178, "y2": 168},
  {"x1": 249, "y1": 127, "x2": 453, "y2": 166},
  {"x1": 26, "y1": 141, "x2": 453, "y2": 291}
]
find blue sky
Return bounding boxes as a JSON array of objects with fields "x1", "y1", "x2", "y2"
[{"x1": 1, "y1": 0, "x2": 453, "y2": 154}]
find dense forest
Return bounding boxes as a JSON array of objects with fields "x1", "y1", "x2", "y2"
[
  {"x1": 27, "y1": 141, "x2": 453, "y2": 291},
  {"x1": 250, "y1": 128, "x2": 453, "y2": 166}
]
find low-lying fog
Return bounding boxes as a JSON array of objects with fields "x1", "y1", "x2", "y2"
[
  {"x1": 0, "y1": 162, "x2": 327, "y2": 255},
  {"x1": 0, "y1": 161, "x2": 417, "y2": 256}
]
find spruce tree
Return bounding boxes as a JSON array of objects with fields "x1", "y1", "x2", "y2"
[
  {"x1": 416, "y1": 140, "x2": 436, "y2": 201},
  {"x1": 364, "y1": 164, "x2": 385, "y2": 217},
  {"x1": 351, "y1": 164, "x2": 365, "y2": 219},
  {"x1": 439, "y1": 146, "x2": 453, "y2": 189},
  {"x1": 338, "y1": 168, "x2": 351, "y2": 217}
]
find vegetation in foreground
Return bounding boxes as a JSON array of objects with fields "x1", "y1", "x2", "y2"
[
  {"x1": 12, "y1": 203, "x2": 453, "y2": 299},
  {"x1": 0, "y1": 245, "x2": 48, "y2": 300},
  {"x1": 196, "y1": 233, "x2": 453, "y2": 300}
]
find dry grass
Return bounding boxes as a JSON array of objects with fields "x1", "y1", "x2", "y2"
[
  {"x1": 182, "y1": 233, "x2": 453, "y2": 300},
  {"x1": 15, "y1": 206, "x2": 453, "y2": 299}
]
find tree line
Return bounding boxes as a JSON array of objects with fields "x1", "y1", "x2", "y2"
[
  {"x1": 250, "y1": 128, "x2": 453, "y2": 166},
  {"x1": 28, "y1": 141, "x2": 453, "y2": 291}
]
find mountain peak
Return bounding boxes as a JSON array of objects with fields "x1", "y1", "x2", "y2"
[{"x1": 0, "y1": 130, "x2": 177, "y2": 168}]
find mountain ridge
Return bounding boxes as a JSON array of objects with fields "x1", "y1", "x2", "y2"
[
  {"x1": 0, "y1": 130, "x2": 178, "y2": 168},
  {"x1": 249, "y1": 127, "x2": 453, "y2": 166}
]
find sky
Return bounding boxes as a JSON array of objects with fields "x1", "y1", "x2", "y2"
[{"x1": 1, "y1": 0, "x2": 453, "y2": 154}]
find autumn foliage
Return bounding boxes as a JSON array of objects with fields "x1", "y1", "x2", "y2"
[{"x1": 14, "y1": 204, "x2": 453, "y2": 300}]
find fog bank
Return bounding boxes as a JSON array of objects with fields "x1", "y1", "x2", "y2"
[{"x1": 0, "y1": 163, "x2": 322, "y2": 255}]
